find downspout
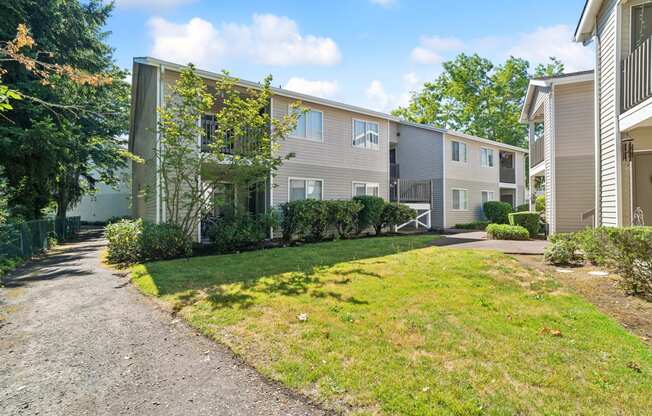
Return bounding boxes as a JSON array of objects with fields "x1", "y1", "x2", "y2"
[{"x1": 592, "y1": 21, "x2": 602, "y2": 228}]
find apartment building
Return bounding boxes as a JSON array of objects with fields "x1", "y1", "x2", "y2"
[
  {"x1": 574, "y1": 0, "x2": 652, "y2": 226},
  {"x1": 520, "y1": 71, "x2": 596, "y2": 233},
  {"x1": 129, "y1": 57, "x2": 527, "y2": 240}
]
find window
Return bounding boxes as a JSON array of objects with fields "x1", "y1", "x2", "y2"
[
  {"x1": 292, "y1": 109, "x2": 323, "y2": 141},
  {"x1": 452, "y1": 189, "x2": 469, "y2": 210},
  {"x1": 500, "y1": 152, "x2": 514, "y2": 169},
  {"x1": 481, "y1": 191, "x2": 495, "y2": 205},
  {"x1": 353, "y1": 182, "x2": 379, "y2": 197},
  {"x1": 632, "y1": 3, "x2": 652, "y2": 49},
  {"x1": 451, "y1": 141, "x2": 468, "y2": 162},
  {"x1": 289, "y1": 178, "x2": 323, "y2": 201},
  {"x1": 201, "y1": 114, "x2": 216, "y2": 151},
  {"x1": 480, "y1": 148, "x2": 495, "y2": 167},
  {"x1": 352, "y1": 119, "x2": 380, "y2": 150}
]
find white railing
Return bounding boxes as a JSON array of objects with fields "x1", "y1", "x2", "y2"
[{"x1": 395, "y1": 209, "x2": 431, "y2": 231}]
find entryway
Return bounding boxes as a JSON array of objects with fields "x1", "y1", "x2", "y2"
[{"x1": 634, "y1": 152, "x2": 652, "y2": 225}]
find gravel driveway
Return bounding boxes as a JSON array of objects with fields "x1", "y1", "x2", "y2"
[{"x1": 0, "y1": 230, "x2": 324, "y2": 416}]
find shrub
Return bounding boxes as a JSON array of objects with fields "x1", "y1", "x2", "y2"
[
  {"x1": 607, "y1": 227, "x2": 652, "y2": 299},
  {"x1": 544, "y1": 233, "x2": 583, "y2": 265},
  {"x1": 301, "y1": 199, "x2": 330, "y2": 242},
  {"x1": 353, "y1": 196, "x2": 385, "y2": 235},
  {"x1": 105, "y1": 219, "x2": 144, "y2": 264},
  {"x1": 279, "y1": 201, "x2": 305, "y2": 242},
  {"x1": 207, "y1": 212, "x2": 278, "y2": 252},
  {"x1": 508, "y1": 212, "x2": 540, "y2": 237},
  {"x1": 574, "y1": 227, "x2": 614, "y2": 266},
  {"x1": 486, "y1": 224, "x2": 530, "y2": 241},
  {"x1": 454, "y1": 221, "x2": 490, "y2": 231},
  {"x1": 379, "y1": 203, "x2": 416, "y2": 234},
  {"x1": 515, "y1": 203, "x2": 530, "y2": 213},
  {"x1": 535, "y1": 195, "x2": 546, "y2": 213},
  {"x1": 483, "y1": 201, "x2": 513, "y2": 224},
  {"x1": 327, "y1": 200, "x2": 363, "y2": 239},
  {"x1": 140, "y1": 222, "x2": 193, "y2": 261}
]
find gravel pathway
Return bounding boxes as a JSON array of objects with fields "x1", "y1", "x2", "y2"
[{"x1": 0, "y1": 230, "x2": 325, "y2": 416}]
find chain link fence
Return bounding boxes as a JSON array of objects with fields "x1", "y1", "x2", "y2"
[{"x1": 0, "y1": 216, "x2": 81, "y2": 259}]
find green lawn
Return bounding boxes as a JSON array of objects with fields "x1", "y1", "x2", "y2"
[{"x1": 131, "y1": 235, "x2": 652, "y2": 415}]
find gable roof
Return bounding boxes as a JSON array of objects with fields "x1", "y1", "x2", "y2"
[{"x1": 574, "y1": 0, "x2": 604, "y2": 43}]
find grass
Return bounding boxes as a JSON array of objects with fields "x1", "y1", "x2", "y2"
[{"x1": 131, "y1": 235, "x2": 652, "y2": 415}]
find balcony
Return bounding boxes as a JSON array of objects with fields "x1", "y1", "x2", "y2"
[
  {"x1": 622, "y1": 35, "x2": 652, "y2": 113},
  {"x1": 499, "y1": 151, "x2": 516, "y2": 184},
  {"x1": 390, "y1": 179, "x2": 431, "y2": 204},
  {"x1": 530, "y1": 137, "x2": 544, "y2": 168}
]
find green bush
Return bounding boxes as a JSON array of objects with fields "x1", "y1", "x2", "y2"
[
  {"x1": 486, "y1": 224, "x2": 530, "y2": 241},
  {"x1": 515, "y1": 204, "x2": 530, "y2": 212},
  {"x1": 327, "y1": 200, "x2": 363, "y2": 239},
  {"x1": 454, "y1": 221, "x2": 490, "y2": 230},
  {"x1": 279, "y1": 201, "x2": 305, "y2": 242},
  {"x1": 353, "y1": 195, "x2": 385, "y2": 235},
  {"x1": 379, "y1": 203, "x2": 416, "y2": 234},
  {"x1": 544, "y1": 233, "x2": 582, "y2": 265},
  {"x1": 105, "y1": 219, "x2": 144, "y2": 264},
  {"x1": 574, "y1": 227, "x2": 614, "y2": 266},
  {"x1": 508, "y1": 212, "x2": 540, "y2": 237},
  {"x1": 207, "y1": 212, "x2": 278, "y2": 252},
  {"x1": 535, "y1": 195, "x2": 546, "y2": 213},
  {"x1": 607, "y1": 227, "x2": 652, "y2": 299},
  {"x1": 300, "y1": 199, "x2": 330, "y2": 241},
  {"x1": 483, "y1": 201, "x2": 513, "y2": 224}
]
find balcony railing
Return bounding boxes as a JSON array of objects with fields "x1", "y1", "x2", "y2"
[
  {"x1": 390, "y1": 163, "x2": 400, "y2": 180},
  {"x1": 500, "y1": 167, "x2": 516, "y2": 184},
  {"x1": 622, "y1": 35, "x2": 652, "y2": 113},
  {"x1": 201, "y1": 130, "x2": 262, "y2": 156},
  {"x1": 530, "y1": 138, "x2": 544, "y2": 168},
  {"x1": 390, "y1": 179, "x2": 431, "y2": 203}
]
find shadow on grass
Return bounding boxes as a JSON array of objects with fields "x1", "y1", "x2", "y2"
[{"x1": 139, "y1": 235, "x2": 435, "y2": 311}]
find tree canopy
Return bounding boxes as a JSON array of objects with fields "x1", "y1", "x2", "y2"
[{"x1": 393, "y1": 55, "x2": 565, "y2": 148}]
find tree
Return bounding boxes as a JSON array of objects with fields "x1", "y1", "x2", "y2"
[
  {"x1": 393, "y1": 54, "x2": 564, "y2": 148},
  {"x1": 534, "y1": 57, "x2": 565, "y2": 78},
  {"x1": 157, "y1": 65, "x2": 300, "y2": 237},
  {"x1": 0, "y1": 1, "x2": 130, "y2": 220}
]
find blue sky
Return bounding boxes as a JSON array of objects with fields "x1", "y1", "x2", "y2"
[{"x1": 107, "y1": 0, "x2": 593, "y2": 111}]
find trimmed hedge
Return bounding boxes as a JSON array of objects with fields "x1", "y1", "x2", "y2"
[
  {"x1": 206, "y1": 212, "x2": 278, "y2": 252},
  {"x1": 544, "y1": 233, "x2": 582, "y2": 266},
  {"x1": 454, "y1": 221, "x2": 490, "y2": 231},
  {"x1": 515, "y1": 204, "x2": 530, "y2": 213},
  {"x1": 603, "y1": 227, "x2": 652, "y2": 299},
  {"x1": 508, "y1": 212, "x2": 540, "y2": 237},
  {"x1": 327, "y1": 200, "x2": 363, "y2": 239},
  {"x1": 483, "y1": 201, "x2": 513, "y2": 224},
  {"x1": 380, "y1": 203, "x2": 416, "y2": 234},
  {"x1": 353, "y1": 196, "x2": 385, "y2": 235},
  {"x1": 106, "y1": 219, "x2": 192, "y2": 264},
  {"x1": 486, "y1": 224, "x2": 530, "y2": 241}
]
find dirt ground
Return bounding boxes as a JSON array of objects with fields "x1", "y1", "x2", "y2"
[{"x1": 515, "y1": 254, "x2": 652, "y2": 347}]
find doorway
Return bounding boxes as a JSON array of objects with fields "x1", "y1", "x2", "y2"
[{"x1": 634, "y1": 152, "x2": 652, "y2": 225}]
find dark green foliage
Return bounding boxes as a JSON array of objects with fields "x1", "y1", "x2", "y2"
[
  {"x1": 544, "y1": 234, "x2": 582, "y2": 266},
  {"x1": 327, "y1": 200, "x2": 363, "y2": 239},
  {"x1": 380, "y1": 203, "x2": 416, "y2": 235},
  {"x1": 508, "y1": 212, "x2": 540, "y2": 237},
  {"x1": 353, "y1": 196, "x2": 385, "y2": 234},
  {"x1": 105, "y1": 219, "x2": 192, "y2": 264},
  {"x1": 279, "y1": 201, "x2": 304, "y2": 242},
  {"x1": 604, "y1": 227, "x2": 652, "y2": 299},
  {"x1": 486, "y1": 224, "x2": 529, "y2": 241},
  {"x1": 483, "y1": 201, "x2": 513, "y2": 224},
  {"x1": 454, "y1": 221, "x2": 490, "y2": 230},
  {"x1": 515, "y1": 204, "x2": 530, "y2": 213},
  {"x1": 301, "y1": 199, "x2": 330, "y2": 242},
  {"x1": 206, "y1": 212, "x2": 278, "y2": 253}
]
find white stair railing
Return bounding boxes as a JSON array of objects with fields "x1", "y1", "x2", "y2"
[{"x1": 395, "y1": 210, "x2": 431, "y2": 231}]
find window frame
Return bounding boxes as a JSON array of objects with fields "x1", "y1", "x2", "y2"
[
  {"x1": 352, "y1": 182, "x2": 380, "y2": 197},
  {"x1": 351, "y1": 118, "x2": 380, "y2": 151},
  {"x1": 288, "y1": 105, "x2": 324, "y2": 142},
  {"x1": 631, "y1": 3, "x2": 652, "y2": 50},
  {"x1": 451, "y1": 188, "x2": 469, "y2": 211},
  {"x1": 481, "y1": 190, "x2": 496, "y2": 205},
  {"x1": 480, "y1": 147, "x2": 495, "y2": 168},
  {"x1": 451, "y1": 140, "x2": 468, "y2": 163},
  {"x1": 288, "y1": 177, "x2": 324, "y2": 202}
]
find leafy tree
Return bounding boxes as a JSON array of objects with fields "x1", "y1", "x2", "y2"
[
  {"x1": 157, "y1": 65, "x2": 300, "y2": 237},
  {"x1": 393, "y1": 54, "x2": 564, "y2": 148},
  {"x1": 534, "y1": 57, "x2": 565, "y2": 78},
  {"x1": 0, "y1": 1, "x2": 131, "y2": 220}
]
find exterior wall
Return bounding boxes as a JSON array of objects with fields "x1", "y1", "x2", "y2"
[
  {"x1": 130, "y1": 63, "x2": 158, "y2": 223},
  {"x1": 542, "y1": 91, "x2": 555, "y2": 230},
  {"x1": 446, "y1": 179, "x2": 499, "y2": 226},
  {"x1": 554, "y1": 81, "x2": 596, "y2": 232},
  {"x1": 596, "y1": 0, "x2": 621, "y2": 226},
  {"x1": 67, "y1": 172, "x2": 131, "y2": 223},
  {"x1": 271, "y1": 95, "x2": 390, "y2": 205}
]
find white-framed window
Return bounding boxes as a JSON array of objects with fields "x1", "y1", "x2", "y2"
[
  {"x1": 451, "y1": 140, "x2": 468, "y2": 162},
  {"x1": 632, "y1": 3, "x2": 652, "y2": 49},
  {"x1": 291, "y1": 107, "x2": 323, "y2": 141},
  {"x1": 480, "y1": 148, "x2": 495, "y2": 167},
  {"x1": 452, "y1": 188, "x2": 469, "y2": 211},
  {"x1": 352, "y1": 119, "x2": 380, "y2": 150},
  {"x1": 481, "y1": 191, "x2": 495, "y2": 205},
  {"x1": 289, "y1": 178, "x2": 323, "y2": 202},
  {"x1": 352, "y1": 182, "x2": 379, "y2": 197}
]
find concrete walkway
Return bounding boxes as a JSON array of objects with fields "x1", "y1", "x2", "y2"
[
  {"x1": 432, "y1": 230, "x2": 548, "y2": 255},
  {"x1": 0, "y1": 230, "x2": 324, "y2": 416}
]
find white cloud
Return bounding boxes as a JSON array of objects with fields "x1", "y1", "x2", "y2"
[
  {"x1": 506, "y1": 25, "x2": 593, "y2": 72},
  {"x1": 148, "y1": 14, "x2": 341, "y2": 68},
  {"x1": 411, "y1": 35, "x2": 464, "y2": 64},
  {"x1": 365, "y1": 80, "x2": 391, "y2": 111},
  {"x1": 369, "y1": 0, "x2": 396, "y2": 7},
  {"x1": 115, "y1": 0, "x2": 195, "y2": 8},
  {"x1": 285, "y1": 77, "x2": 339, "y2": 99}
]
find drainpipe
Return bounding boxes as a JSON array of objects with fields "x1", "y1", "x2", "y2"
[{"x1": 592, "y1": 21, "x2": 602, "y2": 228}]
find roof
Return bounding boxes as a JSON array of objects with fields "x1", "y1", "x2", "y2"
[
  {"x1": 520, "y1": 70, "x2": 595, "y2": 123},
  {"x1": 574, "y1": 0, "x2": 604, "y2": 43},
  {"x1": 133, "y1": 56, "x2": 527, "y2": 154}
]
